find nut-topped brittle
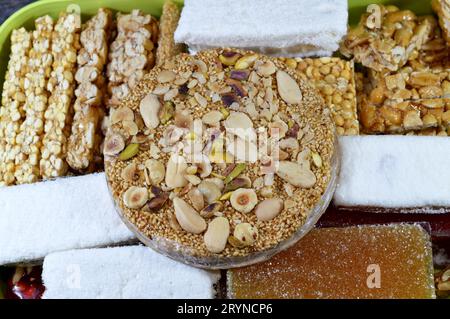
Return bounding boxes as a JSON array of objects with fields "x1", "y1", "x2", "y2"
[
  {"x1": 285, "y1": 57, "x2": 359, "y2": 135},
  {"x1": 341, "y1": 4, "x2": 432, "y2": 72},
  {"x1": 104, "y1": 49, "x2": 337, "y2": 266},
  {"x1": 106, "y1": 10, "x2": 158, "y2": 109},
  {"x1": 67, "y1": 8, "x2": 113, "y2": 172}
]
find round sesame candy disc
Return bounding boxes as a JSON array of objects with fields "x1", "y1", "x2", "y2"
[{"x1": 104, "y1": 49, "x2": 338, "y2": 269}]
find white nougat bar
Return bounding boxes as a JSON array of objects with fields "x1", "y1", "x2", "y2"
[
  {"x1": 0, "y1": 173, "x2": 135, "y2": 265},
  {"x1": 42, "y1": 246, "x2": 220, "y2": 299},
  {"x1": 175, "y1": 0, "x2": 348, "y2": 57},
  {"x1": 335, "y1": 136, "x2": 450, "y2": 213}
]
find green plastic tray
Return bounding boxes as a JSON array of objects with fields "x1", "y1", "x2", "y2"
[
  {"x1": 0, "y1": 0, "x2": 183, "y2": 87},
  {"x1": 0, "y1": 0, "x2": 434, "y2": 88}
]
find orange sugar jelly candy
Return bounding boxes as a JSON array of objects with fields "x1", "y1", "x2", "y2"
[{"x1": 228, "y1": 224, "x2": 435, "y2": 299}]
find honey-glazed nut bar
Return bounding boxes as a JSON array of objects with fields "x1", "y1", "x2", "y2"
[
  {"x1": 405, "y1": 125, "x2": 450, "y2": 136},
  {"x1": 0, "y1": 28, "x2": 32, "y2": 186},
  {"x1": 285, "y1": 57, "x2": 359, "y2": 135},
  {"x1": 228, "y1": 224, "x2": 435, "y2": 299},
  {"x1": 155, "y1": 0, "x2": 184, "y2": 67},
  {"x1": 358, "y1": 66, "x2": 450, "y2": 134},
  {"x1": 414, "y1": 15, "x2": 449, "y2": 68},
  {"x1": 106, "y1": 10, "x2": 158, "y2": 109},
  {"x1": 39, "y1": 12, "x2": 81, "y2": 179},
  {"x1": 67, "y1": 8, "x2": 113, "y2": 172},
  {"x1": 340, "y1": 4, "x2": 432, "y2": 72},
  {"x1": 104, "y1": 49, "x2": 337, "y2": 265},
  {"x1": 432, "y1": 0, "x2": 450, "y2": 45},
  {"x1": 14, "y1": 16, "x2": 54, "y2": 184}
]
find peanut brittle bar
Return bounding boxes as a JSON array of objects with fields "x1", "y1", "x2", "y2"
[
  {"x1": 358, "y1": 61, "x2": 450, "y2": 134},
  {"x1": 432, "y1": 0, "x2": 450, "y2": 45},
  {"x1": 341, "y1": 5, "x2": 432, "y2": 72}
]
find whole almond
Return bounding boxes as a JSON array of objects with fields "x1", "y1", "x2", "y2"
[
  {"x1": 173, "y1": 197, "x2": 206, "y2": 234},
  {"x1": 255, "y1": 198, "x2": 284, "y2": 221},
  {"x1": 204, "y1": 217, "x2": 230, "y2": 253}
]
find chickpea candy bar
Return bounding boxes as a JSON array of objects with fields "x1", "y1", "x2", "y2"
[
  {"x1": 0, "y1": 28, "x2": 32, "y2": 186},
  {"x1": 40, "y1": 12, "x2": 81, "y2": 179},
  {"x1": 285, "y1": 57, "x2": 359, "y2": 135},
  {"x1": 67, "y1": 8, "x2": 113, "y2": 172},
  {"x1": 14, "y1": 16, "x2": 54, "y2": 184},
  {"x1": 104, "y1": 49, "x2": 337, "y2": 265}
]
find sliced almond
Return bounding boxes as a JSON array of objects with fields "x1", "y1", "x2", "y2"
[
  {"x1": 157, "y1": 70, "x2": 176, "y2": 83},
  {"x1": 121, "y1": 163, "x2": 138, "y2": 182},
  {"x1": 173, "y1": 197, "x2": 206, "y2": 234},
  {"x1": 202, "y1": 110, "x2": 223, "y2": 126},
  {"x1": 276, "y1": 70, "x2": 302, "y2": 104},
  {"x1": 224, "y1": 112, "x2": 253, "y2": 131}
]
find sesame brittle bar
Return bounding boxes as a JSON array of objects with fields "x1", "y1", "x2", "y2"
[{"x1": 155, "y1": 0, "x2": 185, "y2": 67}]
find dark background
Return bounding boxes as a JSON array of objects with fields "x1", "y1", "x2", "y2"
[{"x1": 0, "y1": 0, "x2": 34, "y2": 25}]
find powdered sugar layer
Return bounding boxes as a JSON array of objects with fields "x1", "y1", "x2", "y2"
[
  {"x1": 42, "y1": 246, "x2": 220, "y2": 299},
  {"x1": 335, "y1": 136, "x2": 450, "y2": 210}
]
